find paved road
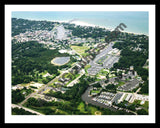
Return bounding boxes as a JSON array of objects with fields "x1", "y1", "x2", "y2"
[
  {"x1": 19, "y1": 92, "x2": 37, "y2": 106},
  {"x1": 19, "y1": 62, "x2": 78, "y2": 106},
  {"x1": 19, "y1": 78, "x2": 55, "y2": 106},
  {"x1": 12, "y1": 104, "x2": 44, "y2": 115},
  {"x1": 67, "y1": 69, "x2": 85, "y2": 87}
]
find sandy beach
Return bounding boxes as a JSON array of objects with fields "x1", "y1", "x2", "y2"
[
  {"x1": 19, "y1": 18, "x2": 146, "y2": 36},
  {"x1": 51, "y1": 19, "x2": 113, "y2": 31},
  {"x1": 51, "y1": 19, "x2": 146, "y2": 35}
]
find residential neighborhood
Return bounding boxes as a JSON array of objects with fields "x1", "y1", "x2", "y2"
[{"x1": 11, "y1": 18, "x2": 149, "y2": 116}]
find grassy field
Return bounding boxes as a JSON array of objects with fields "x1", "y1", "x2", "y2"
[
  {"x1": 28, "y1": 106, "x2": 68, "y2": 115},
  {"x1": 133, "y1": 100, "x2": 149, "y2": 112},
  {"x1": 116, "y1": 81, "x2": 125, "y2": 87},
  {"x1": 99, "y1": 69, "x2": 108, "y2": 75},
  {"x1": 77, "y1": 102, "x2": 102, "y2": 115},
  {"x1": 90, "y1": 90, "x2": 100, "y2": 94},
  {"x1": 70, "y1": 45, "x2": 89, "y2": 56},
  {"x1": 77, "y1": 102, "x2": 87, "y2": 113},
  {"x1": 122, "y1": 94, "x2": 128, "y2": 101},
  {"x1": 84, "y1": 64, "x2": 91, "y2": 73},
  {"x1": 142, "y1": 101, "x2": 149, "y2": 112}
]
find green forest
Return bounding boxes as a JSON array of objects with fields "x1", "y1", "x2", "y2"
[
  {"x1": 12, "y1": 18, "x2": 58, "y2": 36},
  {"x1": 12, "y1": 87, "x2": 33, "y2": 104},
  {"x1": 12, "y1": 107, "x2": 37, "y2": 115},
  {"x1": 24, "y1": 76, "x2": 133, "y2": 115},
  {"x1": 12, "y1": 41, "x2": 73, "y2": 85},
  {"x1": 63, "y1": 23, "x2": 110, "y2": 39},
  {"x1": 112, "y1": 39, "x2": 149, "y2": 94}
]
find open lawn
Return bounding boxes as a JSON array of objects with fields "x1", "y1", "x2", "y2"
[
  {"x1": 95, "y1": 111, "x2": 102, "y2": 115},
  {"x1": 77, "y1": 102, "x2": 102, "y2": 115},
  {"x1": 116, "y1": 81, "x2": 125, "y2": 87},
  {"x1": 99, "y1": 69, "x2": 108, "y2": 75},
  {"x1": 133, "y1": 100, "x2": 149, "y2": 112},
  {"x1": 85, "y1": 64, "x2": 91, "y2": 73},
  {"x1": 122, "y1": 94, "x2": 128, "y2": 101},
  {"x1": 28, "y1": 106, "x2": 68, "y2": 115},
  {"x1": 77, "y1": 102, "x2": 87, "y2": 113},
  {"x1": 142, "y1": 101, "x2": 149, "y2": 112},
  {"x1": 70, "y1": 45, "x2": 89, "y2": 56}
]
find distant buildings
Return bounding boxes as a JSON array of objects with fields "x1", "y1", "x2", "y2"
[
  {"x1": 12, "y1": 30, "x2": 55, "y2": 43},
  {"x1": 87, "y1": 42, "x2": 120, "y2": 75},
  {"x1": 117, "y1": 79, "x2": 139, "y2": 91},
  {"x1": 91, "y1": 89, "x2": 149, "y2": 108}
]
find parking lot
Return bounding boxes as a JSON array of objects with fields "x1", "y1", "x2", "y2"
[
  {"x1": 81, "y1": 87, "x2": 116, "y2": 110},
  {"x1": 88, "y1": 42, "x2": 120, "y2": 75},
  {"x1": 92, "y1": 91, "x2": 116, "y2": 106},
  {"x1": 87, "y1": 66, "x2": 103, "y2": 75},
  {"x1": 111, "y1": 92, "x2": 123, "y2": 104},
  {"x1": 117, "y1": 79, "x2": 139, "y2": 91},
  {"x1": 103, "y1": 55, "x2": 120, "y2": 68}
]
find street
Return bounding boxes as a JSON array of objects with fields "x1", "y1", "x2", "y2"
[{"x1": 12, "y1": 104, "x2": 44, "y2": 115}]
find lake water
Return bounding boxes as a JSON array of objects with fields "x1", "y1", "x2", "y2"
[{"x1": 12, "y1": 11, "x2": 148, "y2": 35}]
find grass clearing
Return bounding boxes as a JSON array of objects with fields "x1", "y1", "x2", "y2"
[
  {"x1": 85, "y1": 64, "x2": 91, "y2": 73},
  {"x1": 87, "y1": 106, "x2": 98, "y2": 115},
  {"x1": 122, "y1": 94, "x2": 128, "y2": 101},
  {"x1": 77, "y1": 102, "x2": 86, "y2": 113},
  {"x1": 77, "y1": 102, "x2": 100, "y2": 115},
  {"x1": 116, "y1": 81, "x2": 125, "y2": 87},
  {"x1": 142, "y1": 101, "x2": 149, "y2": 111},
  {"x1": 71, "y1": 45, "x2": 89, "y2": 56},
  {"x1": 95, "y1": 111, "x2": 102, "y2": 115},
  {"x1": 99, "y1": 69, "x2": 108, "y2": 75}
]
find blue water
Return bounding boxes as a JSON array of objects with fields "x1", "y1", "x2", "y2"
[{"x1": 12, "y1": 11, "x2": 148, "y2": 35}]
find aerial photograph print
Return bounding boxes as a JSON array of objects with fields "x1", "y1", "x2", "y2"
[{"x1": 5, "y1": 4, "x2": 156, "y2": 123}]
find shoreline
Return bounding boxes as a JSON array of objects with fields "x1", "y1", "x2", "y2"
[
  {"x1": 12, "y1": 17, "x2": 148, "y2": 36},
  {"x1": 62, "y1": 20, "x2": 148, "y2": 36},
  {"x1": 48, "y1": 19, "x2": 148, "y2": 36}
]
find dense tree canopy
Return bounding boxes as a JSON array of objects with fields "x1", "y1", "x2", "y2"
[
  {"x1": 112, "y1": 39, "x2": 148, "y2": 94},
  {"x1": 12, "y1": 107, "x2": 37, "y2": 115},
  {"x1": 64, "y1": 23, "x2": 110, "y2": 39},
  {"x1": 12, "y1": 41, "x2": 70, "y2": 85},
  {"x1": 12, "y1": 18, "x2": 58, "y2": 36},
  {"x1": 46, "y1": 75, "x2": 89, "y2": 101}
]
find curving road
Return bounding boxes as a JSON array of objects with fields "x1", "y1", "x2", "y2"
[{"x1": 12, "y1": 104, "x2": 44, "y2": 115}]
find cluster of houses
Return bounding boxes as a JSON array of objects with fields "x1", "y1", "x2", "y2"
[
  {"x1": 91, "y1": 89, "x2": 149, "y2": 110},
  {"x1": 68, "y1": 36, "x2": 97, "y2": 44},
  {"x1": 88, "y1": 43, "x2": 107, "y2": 55},
  {"x1": 12, "y1": 84, "x2": 25, "y2": 90},
  {"x1": 12, "y1": 82, "x2": 44, "y2": 91},
  {"x1": 117, "y1": 79, "x2": 140, "y2": 92},
  {"x1": 53, "y1": 43, "x2": 106, "y2": 87},
  {"x1": 53, "y1": 58, "x2": 87, "y2": 87},
  {"x1": 87, "y1": 42, "x2": 118, "y2": 75},
  {"x1": 86, "y1": 63, "x2": 147, "y2": 109},
  {"x1": 75, "y1": 43, "x2": 106, "y2": 69},
  {"x1": 12, "y1": 30, "x2": 55, "y2": 43},
  {"x1": 92, "y1": 91, "x2": 115, "y2": 106},
  {"x1": 54, "y1": 74, "x2": 72, "y2": 86},
  {"x1": 54, "y1": 25, "x2": 72, "y2": 41}
]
